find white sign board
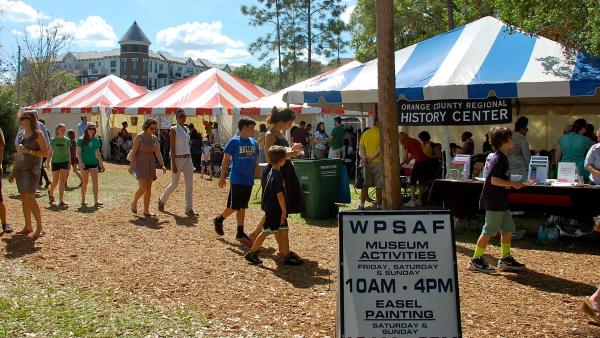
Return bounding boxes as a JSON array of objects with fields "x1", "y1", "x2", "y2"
[
  {"x1": 557, "y1": 162, "x2": 577, "y2": 183},
  {"x1": 338, "y1": 211, "x2": 461, "y2": 338}
]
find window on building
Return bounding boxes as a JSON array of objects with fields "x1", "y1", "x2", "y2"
[
  {"x1": 143, "y1": 59, "x2": 148, "y2": 71},
  {"x1": 132, "y1": 61, "x2": 138, "y2": 71},
  {"x1": 159, "y1": 64, "x2": 163, "y2": 71},
  {"x1": 177, "y1": 66, "x2": 182, "y2": 72},
  {"x1": 111, "y1": 69, "x2": 116, "y2": 73},
  {"x1": 88, "y1": 63, "x2": 94, "y2": 69},
  {"x1": 154, "y1": 62, "x2": 157, "y2": 73},
  {"x1": 122, "y1": 61, "x2": 127, "y2": 71},
  {"x1": 110, "y1": 60, "x2": 116, "y2": 68},
  {"x1": 131, "y1": 75, "x2": 138, "y2": 84}
]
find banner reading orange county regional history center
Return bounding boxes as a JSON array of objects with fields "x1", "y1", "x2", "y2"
[{"x1": 397, "y1": 98, "x2": 512, "y2": 126}]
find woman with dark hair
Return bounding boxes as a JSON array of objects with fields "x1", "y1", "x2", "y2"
[
  {"x1": 507, "y1": 116, "x2": 531, "y2": 178},
  {"x1": 250, "y1": 107, "x2": 304, "y2": 265},
  {"x1": 460, "y1": 131, "x2": 474, "y2": 155},
  {"x1": 9, "y1": 111, "x2": 48, "y2": 238},
  {"x1": 129, "y1": 118, "x2": 166, "y2": 217},
  {"x1": 77, "y1": 124, "x2": 104, "y2": 207},
  {"x1": 313, "y1": 122, "x2": 328, "y2": 159},
  {"x1": 556, "y1": 118, "x2": 594, "y2": 180},
  {"x1": 586, "y1": 124, "x2": 598, "y2": 143}
]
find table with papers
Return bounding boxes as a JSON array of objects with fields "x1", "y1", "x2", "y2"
[{"x1": 429, "y1": 179, "x2": 600, "y2": 220}]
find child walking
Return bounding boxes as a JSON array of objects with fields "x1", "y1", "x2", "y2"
[
  {"x1": 200, "y1": 137, "x2": 213, "y2": 180},
  {"x1": 244, "y1": 146, "x2": 303, "y2": 266},
  {"x1": 214, "y1": 117, "x2": 260, "y2": 247},
  {"x1": 468, "y1": 127, "x2": 527, "y2": 273}
]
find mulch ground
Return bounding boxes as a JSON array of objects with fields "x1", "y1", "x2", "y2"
[{"x1": 1, "y1": 163, "x2": 600, "y2": 337}]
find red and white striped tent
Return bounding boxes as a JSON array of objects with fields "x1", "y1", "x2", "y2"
[
  {"x1": 111, "y1": 68, "x2": 271, "y2": 116},
  {"x1": 235, "y1": 61, "x2": 363, "y2": 116},
  {"x1": 25, "y1": 75, "x2": 148, "y2": 158},
  {"x1": 27, "y1": 74, "x2": 148, "y2": 114}
]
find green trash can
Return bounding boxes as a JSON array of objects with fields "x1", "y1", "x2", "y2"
[{"x1": 292, "y1": 158, "x2": 342, "y2": 220}]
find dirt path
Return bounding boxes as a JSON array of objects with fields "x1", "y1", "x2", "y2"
[{"x1": 1, "y1": 163, "x2": 600, "y2": 337}]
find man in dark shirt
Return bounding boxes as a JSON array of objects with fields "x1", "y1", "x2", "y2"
[
  {"x1": 292, "y1": 121, "x2": 308, "y2": 156},
  {"x1": 467, "y1": 127, "x2": 527, "y2": 273}
]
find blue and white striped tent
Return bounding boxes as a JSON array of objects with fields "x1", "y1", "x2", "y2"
[{"x1": 287, "y1": 16, "x2": 600, "y2": 105}]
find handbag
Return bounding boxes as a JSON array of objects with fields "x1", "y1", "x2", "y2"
[{"x1": 126, "y1": 150, "x2": 133, "y2": 162}]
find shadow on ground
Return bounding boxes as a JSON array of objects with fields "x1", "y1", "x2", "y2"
[
  {"x1": 456, "y1": 243, "x2": 596, "y2": 296},
  {"x1": 219, "y1": 238, "x2": 333, "y2": 289}
]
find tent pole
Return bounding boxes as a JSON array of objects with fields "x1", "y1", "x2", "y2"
[{"x1": 443, "y1": 126, "x2": 451, "y2": 178}]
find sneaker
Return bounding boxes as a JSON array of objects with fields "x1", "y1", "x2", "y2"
[
  {"x1": 236, "y1": 232, "x2": 253, "y2": 248},
  {"x1": 185, "y1": 209, "x2": 199, "y2": 217},
  {"x1": 283, "y1": 251, "x2": 304, "y2": 266},
  {"x1": 497, "y1": 255, "x2": 526, "y2": 271},
  {"x1": 357, "y1": 204, "x2": 365, "y2": 211},
  {"x1": 213, "y1": 216, "x2": 225, "y2": 236},
  {"x1": 157, "y1": 200, "x2": 165, "y2": 212},
  {"x1": 404, "y1": 199, "x2": 418, "y2": 208},
  {"x1": 2, "y1": 224, "x2": 13, "y2": 233},
  {"x1": 467, "y1": 257, "x2": 495, "y2": 273},
  {"x1": 244, "y1": 251, "x2": 263, "y2": 265}
]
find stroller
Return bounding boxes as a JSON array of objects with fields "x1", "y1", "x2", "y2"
[{"x1": 110, "y1": 135, "x2": 128, "y2": 163}]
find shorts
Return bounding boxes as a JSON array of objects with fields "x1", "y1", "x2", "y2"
[
  {"x1": 51, "y1": 161, "x2": 69, "y2": 171},
  {"x1": 410, "y1": 158, "x2": 439, "y2": 185},
  {"x1": 201, "y1": 160, "x2": 212, "y2": 166},
  {"x1": 329, "y1": 147, "x2": 342, "y2": 159},
  {"x1": 263, "y1": 212, "x2": 289, "y2": 234},
  {"x1": 227, "y1": 184, "x2": 253, "y2": 210},
  {"x1": 481, "y1": 210, "x2": 516, "y2": 236},
  {"x1": 83, "y1": 163, "x2": 99, "y2": 171},
  {"x1": 364, "y1": 163, "x2": 384, "y2": 189}
]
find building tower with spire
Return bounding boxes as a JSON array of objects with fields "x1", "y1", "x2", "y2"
[{"x1": 119, "y1": 21, "x2": 151, "y2": 87}]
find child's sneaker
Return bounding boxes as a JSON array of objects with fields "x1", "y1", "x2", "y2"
[
  {"x1": 236, "y1": 232, "x2": 253, "y2": 248},
  {"x1": 497, "y1": 255, "x2": 526, "y2": 271},
  {"x1": 213, "y1": 216, "x2": 224, "y2": 236},
  {"x1": 283, "y1": 251, "x2": 304, "y2": 265},
  {"x1": 244, "y1": 251, "x2": 263, "y2": 265},
  {"x1": 467, "y1": 257, "x2": 495, "y2": 273}
]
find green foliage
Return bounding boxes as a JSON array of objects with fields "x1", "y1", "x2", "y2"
[
  {"x1": 0, "y1": 87, "x2": 19, "y2": 165},
  {"x1": 242, "y1": 0, "x2": 347, "y2": 89},
  {"x1": 232, "y1": 62, "x2": 314, "y2": 92},
  {"x1": 349, "y1": 0, "x2": 600, "y2": 62},
  {"x1": 20, "y1": 68, "x2": 80, "y2": 106}
]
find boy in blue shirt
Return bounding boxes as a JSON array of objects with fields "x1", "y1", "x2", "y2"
[
  {"x1": 468, "y1": 127, "x2": 527, "y2": 273},
  {"x1": 214, "y1": 117, "x2": 260, "y2": 247}
]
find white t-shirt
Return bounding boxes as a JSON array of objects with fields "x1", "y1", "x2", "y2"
[
  {"x1": 314, "y1": 130, "x2": 327, "y2": 150},
  {"x1": 201, "y1": 145, "x2": 212, "y2": 161},
  {"x1": 173, "y1": 124, "x2": 191, "y2": 156}
]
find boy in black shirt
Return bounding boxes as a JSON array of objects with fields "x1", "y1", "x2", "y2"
[
  {"x1": 468, "y1": 127, "x2": 527, "y2": 273},
  {"x1": 244, "y1": 146, "x2": 302, "y2": 265}
]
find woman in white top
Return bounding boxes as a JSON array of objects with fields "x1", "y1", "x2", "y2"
[
  {"x1": 313, "y1": 122, "x2": 328, "y2": 159},
  {"x1": 158, "y1": 110, "x2": 197, "y2": 216}
]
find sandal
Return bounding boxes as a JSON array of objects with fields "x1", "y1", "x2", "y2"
[
  {"x1": 143, "y1": 212, "x2": 156, "y2": 218},
  {"x1": 48, "y1": 193, "x2": 55, "y2": 204},
  {"x1": 580, "y1": 298, "x2": 600, "y2": 324},
  {"x1": 131, "y1": 203, "x2": 137, "y2": 214},
  {"x1": 59, "y1": 201, "x2": 69, "y2": 207},
  {"x1": 2, "y1": 224, "x2": 13, "y2": 233},
  {"x1": 94, "y1": 201, "x2": 104, "y2": 207}
]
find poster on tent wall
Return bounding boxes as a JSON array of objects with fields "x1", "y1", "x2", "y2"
[
  {"x1": 397, "y1": 98, "x2": 512, "y2": 126},
  {"x1": 147, "y1": 114, "x2": 173, "y2": 129}
]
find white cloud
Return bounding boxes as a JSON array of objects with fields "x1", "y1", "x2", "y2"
[
  {"x1": 25, "y1": 16, "x2": 118, "y2": 48},
  {"x1": 10, "y1": 28, "x2": 24, "y2": 36},
  {"x1": 0, "y1": 0, "x2": 45, "y2": 22},
  {"x1": 341, "y1": 4, "x2": 355, "y2": 25},
  {"x1": 156, "y1": 21, "x2": 250, "y2": 63}
]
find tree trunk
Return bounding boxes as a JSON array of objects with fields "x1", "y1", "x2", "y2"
[
  {"x1": 276, "y1": 0, "x2": 284, "y2": 89},
  {"x1": 375, "y1": 0, "x2": 401, "y2": 210},
  {"x1": 447, "y1": 0, "x2": 455, "y2": 30},
  {"x1": 306, "y1": 0, "x2": 312, "y2": 77}
]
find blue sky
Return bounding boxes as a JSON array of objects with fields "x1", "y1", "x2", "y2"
[{"x1": 0, "y1": 0, "x2": 356, "y2": 66}]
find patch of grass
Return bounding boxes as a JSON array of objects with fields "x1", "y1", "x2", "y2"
[{"x1": 0, "y1": 260, "x2": 209, "y2": 337}]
